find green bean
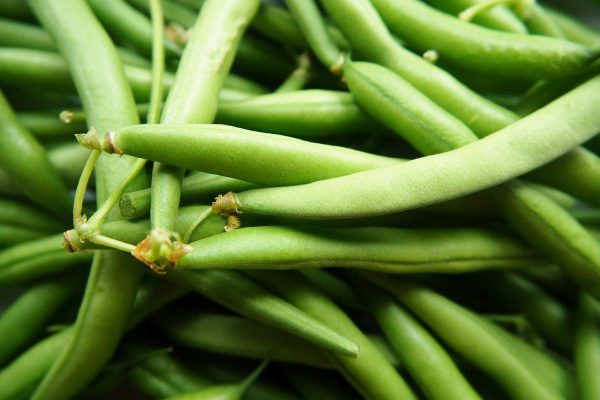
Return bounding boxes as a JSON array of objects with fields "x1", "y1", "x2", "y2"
[
  {"x1": 0, "y1": 91, "x2": 71, "y2": 217},
  {"x1": 220, "y1": 74, "x2": 600, "y2": 220},
  {"x1": 426, "y1": 0, "x2": 527, "y2": 33},
  {"x1": 283, "y1": 365, "x2": 360, "y2": 400},
  {"x1": 215, "y1": 90, "x2": 375, "y2": 139},
  {"x1": 168, "y1": 269, "x2": 359, "y2": 358},
  {"x1": 233, "y1": 33, "x2": 295, "y2": 82},
  {"x1": 341, "y1": 60, "x2": 600, "y2": 302},
  {"x1": 372, "y1": 0, "x2": 591, "y2": 80},
  {"x1": 192, "y1": 355, "x2": 302, "y2": 400},
  {"x1": 520, "y1": 266, "x2": 578, "y2": 303},
  {"x1": 177, "y1": 225, "x2": 541, "y2": 273},
  {"x1": 0, "y1": 198, "x2": 64, "y2": 232},
  {"x1": 27, "y1": 0, "x2": 149, "y2": 398},
  {"x1": 356, "y1": 280, "x2": 481, "y2": 400},
  {"x1": 0, "y1": 225, "x2": 48, "y2": 247},
  {"x1": 61, "y1": 204, "x2": 362, "y2": 358},
  {"x1": 80, "y1": 124, "x2": 402, "y2": 186},
  {"x1": 366, "y1": 275, "x2": 564, "y2": 400},
  {"x1": 0, "y1": 0, "x2": 34, "y2": 20},
  {"x1": 64, "y1": 205, "x2": 227, "y2": 252},
  {"x1": 0, "y1": 48, "x2": 255, "y2": 103},
  {"x1": 284, "y1": 0, "x2": 341, "y2": 70},
  {"x1": 164, "y1": 359, "x2": 268, "y2": 400},
  {"x1": 127, "y1": 344, "x2": 212, "y2": 397},
  {"x1": 0, "y1": 328, "x2": 71, "y2": 400},
  {"x1": 88, "y1": 0, "x2": 180, "y2": 57},
  {"x1": 575, "y1": 293, "x2": 600, "y2": 400},
  {"x1": 300, "y1": 269, "x2": 365, "y2": 312},
  {"x1": 0, "y1": 17, "x2": 54, "y2": 49},
  {"x1": 17, "y1": 111, "x2": 87, "y2": 142},
  {"x1": 470, "y1": 272, "x2": 573, "y2": 353},
  {"x1": 0, "y1": 274, "x2": 80, "y2": 366},
  {"x1": 244, "y1": 270, "x2": 417, "y2": 400},
  {"x1": 545, "y1": 6, "x2": 600, "y2": 47},
  {"x1": 524, "y1": 5, "x2": 565, "y2": 38},
  {"x1": 148, "y1": 0, "x2": 259, "y2": 247},
  {"x1": 120, "y1": 172, "x2": 258, "y2": 220},
  {"x1": 158, "y1": 311, "x2": 332, "y2": 368}
]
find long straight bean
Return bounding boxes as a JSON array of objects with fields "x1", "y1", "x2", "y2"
[{"x1": 27, "y1": 1, "x2": 148, "y2": 399}]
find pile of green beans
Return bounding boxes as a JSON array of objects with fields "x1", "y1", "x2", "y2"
[{"x1": 1, "y1": 0, "x2": 600, "y2": 399}]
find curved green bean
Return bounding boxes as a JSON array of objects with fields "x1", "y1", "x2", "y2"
[
  {"x1": 0, "y1": 91, "x2": 71, "y2": 217},
  {"x1": 0, "y1": 275, "x2": 80, "y2": 365},
  {"x1": 372, "y1": 0, "x2": 591, "y2": 79},
  {"x1": 545, "y1": 6, "x2": 600, "y2": 47},
  {"x1": 222, "y1": 74, "x2": 600, "y2": 219},
  {"x1": 366, "y1": 275, "x2": 565, "y2": 400},
  {"x1": 356, "y1": 281, "x2": 482, "y2": 400},
  {"x1": 245, "y1": 270, "x2": 417, "y2": 400}
]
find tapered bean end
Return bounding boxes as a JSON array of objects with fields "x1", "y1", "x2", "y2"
[
  {"x1": 132, "y1": 228, "x2": 193, "y2": 275},
  {"x1": 212, "y1": 192, "x2": 241, "y2": 217}
]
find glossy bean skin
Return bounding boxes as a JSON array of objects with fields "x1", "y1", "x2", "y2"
[
  {"x1": 227, "y1": 74, "x2": 600, "y2": 219},
  {"x1": 178, "y1": 225, "x2": 541, "y2": 273},
  {"x1": 575, "y1": 293, "x2": 600, "y2": 400},
  {"x1": 366, "y1": 275, "x2": 567, "y2": 400},
  {"x1": 215, "y1": 90, "x2": 375, "y2": 139},
  {"x1": 426, "y1": 0, "x2": 527, "y2": 33},
  {"x1": 245, "y1": 270, "x2": 417, "y2": 400},
  {"x1": 158, "y1": 312, "x2": 332, "y2": 368},
  {"x1": 0, "y1": 275, "x2": 80, "y2": 366},
  {"x1": 27, "y1": 0, "x2": 148, "y2": 399},
  {"x1": 371, "y1": 0, "x2": 592, "y2": 79},
  {"x1": 0, "y1": 17, "x2": 55, "y2": 49},
  {"x1": 356, "y1": 281, "x2": 482, "y2": 400},
  {"x1": 0, "y1": 91, "x2": 71, "y2": 217},
  {"x1": 85, "y1": 124, "x2": 401, "y2": 186}
]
